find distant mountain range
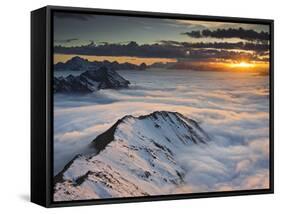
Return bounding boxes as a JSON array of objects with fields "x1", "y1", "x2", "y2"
[
  {"x1": 54, "y1": 66, "x2": 130, "y2": 93},
  {"x1": 54, "y1": 111, "x2": 210, "y2": 201},
  {"x1": 54, "y1": 56, "x2": 192, "y2": 72},
  {"x1": 54, "y1": 56, "x2": 147, "y2": 71}
]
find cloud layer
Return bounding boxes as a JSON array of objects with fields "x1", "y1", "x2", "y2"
[
  {"x1": 182, "y1": 27, "x2": 269, "y2": 42},
  {"x1": 54, "y1": 40, "x2": 269, "y2": 63},
  {"x1": 54, "y1": 69, "x2": 270, "y2": 192}
]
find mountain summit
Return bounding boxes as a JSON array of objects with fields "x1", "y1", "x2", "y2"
[
  {"x1": 93, "y1": 111, "x2": 209, "y2": 153},
  {"x1": 54, "y1": 66, "x2": 130, "y2": 93},
  {"x1": 54, "y1": 111, "x2": 210, "y2": 201}
]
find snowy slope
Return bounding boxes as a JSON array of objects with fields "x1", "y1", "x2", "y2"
[
  {"x1": 54, "y1": 66, "x2": 130, "y2": 93},
  {"x1": 54, "y1": 111, "x2": 210, "y2": 201}
]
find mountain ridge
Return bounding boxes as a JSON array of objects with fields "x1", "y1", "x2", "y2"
[
  {"x1": 92, "y1": 111, "x2": 209, "y2": 154},
  {"x1": 54, "y1": 56, "x2": 147, "y2": 71},
  {"x1": 54, "y1": 66, "x2": 130, "y2": 93},
  {"x1": 54, "y1": 111, "x2": 210, "y2": 201}
]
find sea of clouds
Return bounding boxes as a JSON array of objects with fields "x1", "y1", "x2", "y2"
[{"x1": 54, "y1": 69, "x2": 270, "y2": 192}]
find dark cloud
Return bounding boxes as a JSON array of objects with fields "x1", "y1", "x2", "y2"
[
  {"x1": 182, "y1": 27, "x2": 269, "y2": 42},
  {"x1": 55, "y1": 38, "x2": 79, "y2": 44},
  {"x1": 158, "y1": 40, "x2": 268, "y2": 53},
  {"x1": 54, "y1": 41, "x2": 187, "y2": 58},
  {"x1": 54, "y1": 40, "x2": 268, "y2": 62},
  {"x1": 54, "y1": 12, "x2": 95, "y2": 21},
  {"x1": 182, "y1": 30, "x2": 202, "y2": 38}
]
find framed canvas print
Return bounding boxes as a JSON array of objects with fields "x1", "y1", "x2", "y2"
[{"x1": 31, "y1": 5, "x2": 274, "y2": 207}]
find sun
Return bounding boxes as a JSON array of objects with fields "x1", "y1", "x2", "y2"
[
  {"x1": 236, "y1": 62, "x2": 254, "y2": 68},
  {"x1": 230, "y1": 61, "x2": 255, "y2": 68}
]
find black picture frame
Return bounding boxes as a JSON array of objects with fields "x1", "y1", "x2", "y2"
[{"x1": 31, "y1": 5, "x2": 274, "y2": 208}]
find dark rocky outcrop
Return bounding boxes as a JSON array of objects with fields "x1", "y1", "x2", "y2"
[{"x1": 54, "y1": 66, "x2": 130, "y2": 93}]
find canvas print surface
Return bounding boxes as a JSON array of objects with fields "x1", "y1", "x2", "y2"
[{"x1": 52, "y1": 12, "x2": 270, "y2": 201}]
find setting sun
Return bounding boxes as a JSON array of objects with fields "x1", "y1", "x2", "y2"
[{"x1": 230, "y1": 61, "x2": 255, "y2": 68}]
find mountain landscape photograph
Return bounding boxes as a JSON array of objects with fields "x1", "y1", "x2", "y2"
[{"x1": 52, "y1": 11, "x2": 270, "y2": 201}]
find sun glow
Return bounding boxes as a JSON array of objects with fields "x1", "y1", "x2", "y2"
[
  {"x1": 54, "y1": 54, "x2": 177, "y2": 65},
  {"x1": 229, "y1": 61, "x2": 255, "y2": 68}
]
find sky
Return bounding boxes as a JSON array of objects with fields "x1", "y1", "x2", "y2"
[{"x1": 53, "y1": 12, "x2": 270, "y2": 72}]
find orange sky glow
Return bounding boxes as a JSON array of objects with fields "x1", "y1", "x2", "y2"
[
  {"x1": 54, "y1": 54, "x2": 177, "y2": 66},
  {"x1": 54, "y1": 54, "x2": 269, "y2": 73}
]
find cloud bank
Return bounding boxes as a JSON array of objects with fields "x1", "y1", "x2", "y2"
[
  {"x1": 54, "y1": 70, "x2": 270, "y2": 192},
  {"x1": 182, "y1": 27, "x2": 269, "y2": 42},
  {"x1": 54, "y1": 40, "x2": 269, "y2": 63}
]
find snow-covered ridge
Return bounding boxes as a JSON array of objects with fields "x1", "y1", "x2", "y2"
[
  {"x1": 92, "y1": 111, "x2": 209, "y2": 153},
  {"x1": 54, "y1": 111, "x2": 210, "y2": 201},
  {"x1": 54, "y1": 66, "x2": 130, "y2": 93}
]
